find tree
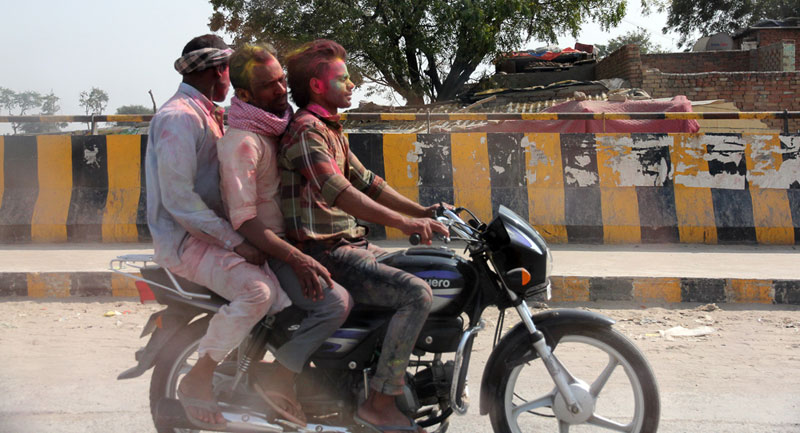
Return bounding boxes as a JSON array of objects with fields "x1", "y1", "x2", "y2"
[
  {"x1": 19, "y1": 91, "x2": 65, "y2": 134},
  {"x1": 656, "y1": 0, "x2": 800, "y2": 49},
  {"x1": 79, "y1": 87, "x2": 109, "y2": 132},
  {"x1": 595, "y1": 27, "x2": 666, "y2": 58},
  {"x1": 209, "y1": 0, "x2": 629, "y2": 104},
  {"x1": 0, "y1": 88, "x2": 44, "y2": 134},
  {"x1": 115, "y1": 104, "x2": 153, "y2": 127},
  {"x1": 79, "y1": 87, "x2": 109, "y2": 115}
]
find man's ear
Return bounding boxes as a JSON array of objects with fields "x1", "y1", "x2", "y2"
[
  {"x1": 235, "y1": 87, "x2": 251, "y2": 102},
  {"x1": 309, "y1": 77, "x2": 325, "y2": 95}
]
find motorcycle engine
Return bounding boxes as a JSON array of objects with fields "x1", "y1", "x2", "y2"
[{"x1": 406, "y1": 360, "x2": 455, "y2": 410}]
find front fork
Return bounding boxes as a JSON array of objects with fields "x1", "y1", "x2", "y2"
[{"x1": 514, "y1": 301, "x2": 582, "y2": 415}]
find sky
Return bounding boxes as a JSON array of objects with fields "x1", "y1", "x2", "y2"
[{"x1": 1, "y1": 0, "x2": 684, "y2": 133}]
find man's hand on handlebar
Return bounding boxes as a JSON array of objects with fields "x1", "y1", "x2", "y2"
[
  {"x1": 422, "y1": 202, "x2": 454, "y2": 219},
  {"x1": 402, "y1": 217, "x2": 449, "y2": 245}
]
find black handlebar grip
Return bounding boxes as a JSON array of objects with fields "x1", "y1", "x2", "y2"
[{"x1": 409, "y1": 233, "x2": 421, "y2": 245}]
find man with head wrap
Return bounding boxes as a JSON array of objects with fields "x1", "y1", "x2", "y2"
[{"x1": 145, "y1": 34, "x2": 291, "y2": 429}]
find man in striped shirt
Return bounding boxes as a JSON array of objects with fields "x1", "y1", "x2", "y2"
[{"x1": 279, "y1": 39, "x2": 449, "y2": 433}]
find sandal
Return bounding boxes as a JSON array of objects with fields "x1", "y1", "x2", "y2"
[
  {"x1": 353, "y1": 412, "x2": 419, "y2": 432},
  {"x1": 176, "y1": 387, "x2": 227, "y2": 430},
  {"x1": 252, "y1": 382, "x2": 308, "y2": 427}
]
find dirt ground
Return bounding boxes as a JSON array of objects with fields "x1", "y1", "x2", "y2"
[{"x1": 0, "y1": 298, "x2": 799, "y2": 432}]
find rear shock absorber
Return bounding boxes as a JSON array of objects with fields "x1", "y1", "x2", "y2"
[{"x1": 228, "y1": 316, "x2": 274, "y2": 394}]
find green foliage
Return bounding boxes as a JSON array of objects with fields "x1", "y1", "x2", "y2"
[
  {"x1": 595, "y1": 27, "x2": 666, "y2": 58},
  {"x1": 19, "y1": 91, "x2": 66, "y2": 134},
  {"x1": 0, "y1": 88, "x2": 64, "y2": 134},
  {"x1": 114, "y1": 104, "x2": 153, "y2": 127},
  {"x1": 657, "y1": 0, "x2": 800, "y2": 48},
  {"x1": 209, "y1": 0, "x2": 628, "y2": 104},
  {"x1": 79, "y1": 87, "x2": 109, "y2": 115}
]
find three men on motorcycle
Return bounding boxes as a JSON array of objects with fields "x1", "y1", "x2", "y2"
[{"x1": 146, "y1": 34, "x2": 447, "y2": 432}]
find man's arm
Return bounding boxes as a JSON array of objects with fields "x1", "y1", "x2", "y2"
[
  {"x1": 217, "y1": 133, "x2": 333, "y2": 297},
  {"x1": 152, "y1": 111, "x2": 245, "y2": 252},
  {"x1": 334, "y1": 186, "x2": 447, "y2": 244}
]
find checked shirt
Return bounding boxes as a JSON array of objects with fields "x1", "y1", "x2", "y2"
[{"x1": 278, "y1": 104, "x2": 385, "y2": 244}]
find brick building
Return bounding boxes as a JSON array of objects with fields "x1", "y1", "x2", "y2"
[{"x1": 595, "y1": 19, "x2": 798, "y2": 132}]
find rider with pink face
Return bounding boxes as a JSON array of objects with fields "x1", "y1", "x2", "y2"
[{"x1": 278, "y1": 39, "x2": 449, "y2": 433}]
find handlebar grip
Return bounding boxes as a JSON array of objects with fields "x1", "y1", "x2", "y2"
[{"x1": 409, "y1": 233, "x2": 421, "y2": 245}]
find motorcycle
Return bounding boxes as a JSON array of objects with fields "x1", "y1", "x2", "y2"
[{"x1": 113, "y1": 205, "x2": 660, "y2": 433}]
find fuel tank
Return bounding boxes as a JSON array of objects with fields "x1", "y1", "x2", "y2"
[{"x1": 379, "y1": 246, "x2": 476, "y2": 315}]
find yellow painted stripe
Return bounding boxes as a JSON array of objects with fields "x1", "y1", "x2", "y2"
[
  {"x1": 0, "y1": 136, "x2": 4, "y2": 207},
  {"x1": 550, "y1": 276, "x2": 591, "y2": 302},
  {"x1": 750, "y1": 189, "x2": 794, "y2": 244},
  {"x1": 596, "y1": 134, "x2": 641, "y2": 243},
  {"x1": 111, "y1": 272, "x2": 140, "y2": 297},
  {"x1": 381, "y1": 113, "x2": 418, "y2": 121},
  {"x1": 27, "y1": 273, "x2": 71, "y2": 298},
  {"x1": 448, "y1": 114, "x2": 488, "y2": 121},
  {"x1": 729, "y1": 279, "x2": 773, "y2": 303},
  {"x1": 521, "y1": 113, "x2": 559, "y2": 120},
  {"x1": 31, "y1": 135, "x2": 72, "y2": 242},
  {"x1": 524, "y1": 133, "x2": 567, "y2": 243},
  {"x1": 382, "y1": 134, "x2": 420, "y2": 240},
  {"x1": 743, "y1": 134, "x2": 794, "y2": 245},
  {"x1": 671, "y1": 134, "x2": 717, "y2": 243},
  {"x1": 451, "y1": 133, "x2": 492, "y2": 223},
  {"x1": 103, "y1": 135, "x2": 141, "y2": 242},
  {"x1": 633, "y1": 277, "x2": 681, "y2": 303}
]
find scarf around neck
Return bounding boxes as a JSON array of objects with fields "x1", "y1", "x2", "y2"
[{"x1": 228, "y1": 96, "x2": 292, "y2": 137}]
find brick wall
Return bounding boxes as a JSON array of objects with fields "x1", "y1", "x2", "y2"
[
  {"x1": 641, "y1": 51, "x2": 751, "y2": 73},
  {"x1": 757, "y1": 40, "x2": 796, "y2": 71},
  {"x1": 642, "y1": 70, "x2": 800, "y2": 132},
  {"x1": 750, "y1": 28, "x2": 800, "y2": 70},
  {"x1": 596, "y1": 44, "x2": 643, "y2": 87}
]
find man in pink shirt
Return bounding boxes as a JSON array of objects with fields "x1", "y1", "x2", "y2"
[{"x1": 217, "y1": 43, "x2": 352, "y2": 426}]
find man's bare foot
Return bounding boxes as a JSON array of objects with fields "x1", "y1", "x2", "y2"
[
  {"x1": 252, "y1": 363, "x2": 306, "y2": 425},
  {"x1": 177, "y1": 355, "x2": 225, "y2": 426},
  {"x1": 356, "y1": 391, "x2": 426, "y2": 433}
]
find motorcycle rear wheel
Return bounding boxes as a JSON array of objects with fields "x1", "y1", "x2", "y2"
[
  {"x1": 489, "y1": 325, "x2": 660, "y2": 433},
  {"x1": 149, "y1": 318, "x2": 209, "y2": 433}
]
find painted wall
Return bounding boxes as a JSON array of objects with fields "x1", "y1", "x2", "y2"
[{"x1": 1, "y1": 132, "x2": 799, "y2": 245}]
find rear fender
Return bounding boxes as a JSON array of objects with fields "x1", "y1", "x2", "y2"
[
  {"x1": 478, "y1": 309, "x2": 614, "y2": 415},
  {"x1": 117, "y1": 306, "x2": 204, "y2": 380}
]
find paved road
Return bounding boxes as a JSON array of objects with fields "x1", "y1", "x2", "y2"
[{"x1": 1, "y1": 299, "x2": 798, "y2": 433}]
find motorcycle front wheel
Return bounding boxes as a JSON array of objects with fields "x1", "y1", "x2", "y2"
[{"x1": 489, "y1": 325, "x2": 660, "y2": 433}]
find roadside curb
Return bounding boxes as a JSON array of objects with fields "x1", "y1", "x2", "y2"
[{"x1": 2, "y1": 271, "x2": 798, "y2": 305}]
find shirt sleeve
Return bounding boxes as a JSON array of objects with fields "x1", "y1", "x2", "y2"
[
  {"x1": 152, "y1": 110, "x2": 244, "y2": 250},
  {"x1": 218, "y1": 134, "x2": 260, "y2": 230},
  {"x1": 283, "y1": 126, "x2": 352, "y2": 206},
  {"x1": 346, "y1": 145, "x2": 386, "y2": 200}
]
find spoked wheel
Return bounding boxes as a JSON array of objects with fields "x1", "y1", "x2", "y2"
[{"x1": 490, "y1": 325, "x2": 659, "y2": 433}]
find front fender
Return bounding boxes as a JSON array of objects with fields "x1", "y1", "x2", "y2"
[{"x1": 478, "y1": 309, "x2": 614, "y2": 415}]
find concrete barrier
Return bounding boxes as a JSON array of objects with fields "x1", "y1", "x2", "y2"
[{"x1": 1, "y1": 132, "x2": 799, "y2": 244}]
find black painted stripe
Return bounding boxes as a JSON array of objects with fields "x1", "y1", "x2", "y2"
[
  {"x1": 711, "y1": 189, "x2": 757, "y2": 243},
  {"x1": 67, "y1": 136, "x2": 109, "y2": 242},
  {"x1": 0, "y1": 136, "x2": 38, "y2": 242},
  {"x1": 786, "y1": 189, "x2": 800, "y2": 245},
  {"x1": 773, "y1": 280, "x2": 800, "y2": 305},
  {"x1": 70, "y1": 272, "x2": 112, "y2": 296},
  {"x1": 349, "y1": 133, "x2": 387, "y2": 240},
  {"x1": 0, "y1": 272, "x2": 28, "y2": 296},
  {"x1": 488, "y1": 133, "x2": 528, "y2": 221},
  {"x1": 680, "y1": 278, "x2": 727, "y2": 303},
  {"x1": 637, "y1": 186, "x2": 680, "y2": 242},
  {"x1": 561, "y1": 134, "x2": 603, "y2": 243},
  {"x1": 417, "y1": 134, "x2": 454, "y2": 207},
  {"x1": 589, "y1": 277, "x2": 634, "y2": 301},
  {"x1": 136, "y1": 135, "x2": 151, "y2": 242}
]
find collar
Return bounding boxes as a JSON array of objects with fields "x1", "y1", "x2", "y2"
[
  {"x1": 306, "y1": 103, "x2": 342, "y2": 128},
  {"x1": 178, "y1": 82, "x2": 224, "y2": 129}
]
